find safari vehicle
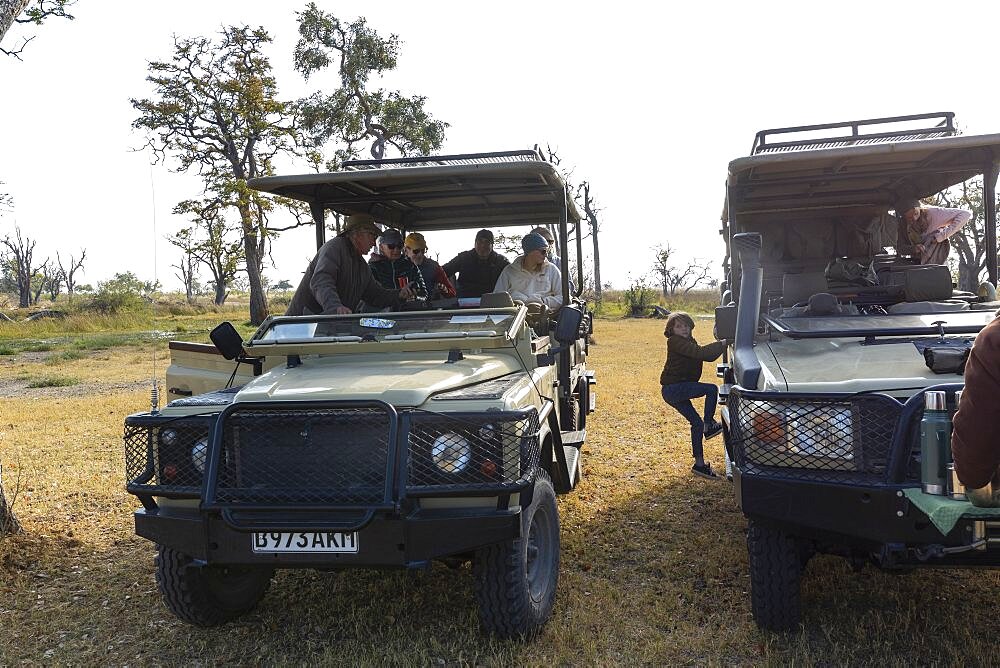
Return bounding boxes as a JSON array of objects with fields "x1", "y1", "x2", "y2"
[
  {"x1": 716, "y1": 113, "x2": 1000, "y2": 631},
  {"x1": 122, "y1": 150, "x2": 596, "y2": 637}
]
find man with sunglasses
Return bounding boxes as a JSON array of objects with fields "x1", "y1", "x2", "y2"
[
  {"x1": 369, "y1": 227, "x2": 420, "y2": 292},
  {"x1": 404, "y1": 232, "x2": 456, "y2": 300}
]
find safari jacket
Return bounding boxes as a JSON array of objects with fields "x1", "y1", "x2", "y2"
[{"x1": 286, "y1": 236, "x2": 401, "y2": 315}]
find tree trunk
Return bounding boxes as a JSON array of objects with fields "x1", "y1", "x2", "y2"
[
  {"x1": 0, "y1": 461, "x2": 21, "y2": 535},
  {"x1": 214, "y1": 282, "x2": 227, "y2": 306},
  {"x1": 238, "y1": 204, "x2": 269, "y2": 326},
  {"x1": 0, "y1": 0, "x2": 31, "y2": 45},
  {"x1": 583, "y1": 185, "x2": 602, "y2": 299}
]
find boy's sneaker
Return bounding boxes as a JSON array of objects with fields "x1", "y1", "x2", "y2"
[
  {"x1": 704, "y1": 420, "x2": 724, "y2": 440},
  {"x1": 692, "y1": 462, "x2": 719, "y2": 480}
]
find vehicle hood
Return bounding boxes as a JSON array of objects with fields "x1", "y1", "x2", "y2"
[
  {"x1": 234, "y1": 352, "x2": 522, "y2": 406},
  {"x1": 762, "y1": 336, "x2": 969, "y2": 393}
]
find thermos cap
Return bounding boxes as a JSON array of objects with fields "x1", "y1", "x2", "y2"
[{"x1": 924, "y1": 390, "x2": 947, "y2": 411}]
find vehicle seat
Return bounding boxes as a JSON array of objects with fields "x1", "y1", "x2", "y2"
[
  {"x1": 782, "y1": 271, "x2": 828, "y2": 307},
  {"x1": 903, "y1": 265, "x2": 953, "y2": 302},
  {"x1": 887, "y1": 300, "x2": 970, "y2": 314},
  {"x1": 480, "y1": 291, "x2": 515, "y2": 307}
]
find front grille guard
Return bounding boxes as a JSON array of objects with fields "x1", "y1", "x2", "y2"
[
  {"x1": 729, "y1": 384, "x2": 964, "y2": 486},
  {"x1": 125, "y1": 402, "x2": 542, "y2": 519}
]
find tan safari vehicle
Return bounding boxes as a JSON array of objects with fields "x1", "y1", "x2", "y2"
[
  {"x1": 716, "y1": 113, "x2": 1000, "y2": 631},
  {"x1": 122, "y1": 150, "x2": 596, "y2": 638}
]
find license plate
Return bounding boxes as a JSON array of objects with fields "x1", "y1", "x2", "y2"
[{"x1": 252, "y1": 531, "x2": 359, "y2": 553}]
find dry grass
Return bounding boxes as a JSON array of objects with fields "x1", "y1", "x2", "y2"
[{"x1": 0, "y1": 317, "x2": 998, "y2": 664}]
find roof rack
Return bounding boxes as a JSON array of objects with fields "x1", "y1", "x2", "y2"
[
  {"x1": 751, "y1": 112, "x2": 957, "y2": 155},
  {"x1": 342, "y1": 149, "x2": 544, "y2": 171}
]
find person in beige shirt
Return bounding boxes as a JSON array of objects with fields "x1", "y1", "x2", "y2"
[{"x1": 493, "y1": 232, "x2": 563, "y2": 310}]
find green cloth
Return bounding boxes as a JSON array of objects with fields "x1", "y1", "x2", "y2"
[{"x1": 902, "y1": 487, "x2": 1000, "y2": 535}]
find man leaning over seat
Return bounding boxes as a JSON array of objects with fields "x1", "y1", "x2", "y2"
[{"x1": 493, "y1": 232, "x2": 563, "y2": 311}]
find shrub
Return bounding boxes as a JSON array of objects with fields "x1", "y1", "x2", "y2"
[
  {"x1": 84, "y1": 272, "x2": 158, "y2": 314},
  {"x1": 622, "y1": 278, "x2": 657, "y2": 317},
  {"x1": 27, "y1": 375, "x2": 79, "y2": 388}
]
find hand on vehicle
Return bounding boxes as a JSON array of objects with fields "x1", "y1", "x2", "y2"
[{"x1": 334, "y1": 306, "x2": 352, "y2": 315}]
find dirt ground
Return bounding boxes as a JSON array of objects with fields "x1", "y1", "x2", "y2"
[{"x1": 0, "y1": 318, "x2": 997, "y2": 665}]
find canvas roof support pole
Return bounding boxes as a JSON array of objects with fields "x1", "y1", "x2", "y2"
[
  {"x1": 575, "y1": 199, "x2": 584, "y2": 298},
  {"x1": 985, "y1": 160, "x2": 999, "y2": 286},
  {"x1": 559, "y1": 186, "x2": 570, "y2": 307},
  {"x1": 311, "y1": 201, "x2": 326, "y2": 250}
]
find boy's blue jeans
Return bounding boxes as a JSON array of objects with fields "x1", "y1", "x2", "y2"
[{"x1": 661, "y1": 382, "x2": 718, "y2": 460}]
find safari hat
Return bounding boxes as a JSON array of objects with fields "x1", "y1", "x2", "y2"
[{"x1": 341, "y1": 213, "x2": 381, "y2": 236}]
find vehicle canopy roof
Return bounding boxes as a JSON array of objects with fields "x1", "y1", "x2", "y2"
[
  {"x1": 248, "y1": 150, "x2": 582, "y2": 232},
  {"x1": 727, "y1": 131, "x2": 1000, "y2": 218}
]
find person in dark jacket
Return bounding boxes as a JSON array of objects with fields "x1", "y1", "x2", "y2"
[
  {"x1": 660, "y1": 312, "x2": 728, "y2": 479},
  {"x1": 441, "y1": 229, "x2": 509, "y2": 298},
  {"x1": 285, "y1": 214, "x2": 413, "y2": 316},
  {"x1": 369, "y1": 227, "x2": 420, "y2": 292},
  {"x1": 951, "y1": 315, "x2": 1000, "y2": 507}
]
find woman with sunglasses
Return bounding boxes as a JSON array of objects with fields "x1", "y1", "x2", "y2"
[{"x1": 404, "y1": 232, "x2": 456, "y2": 300}]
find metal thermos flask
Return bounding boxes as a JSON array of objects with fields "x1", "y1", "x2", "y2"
[{"x1": 920, "y1": 391, "x2": 950, "y2": 495}]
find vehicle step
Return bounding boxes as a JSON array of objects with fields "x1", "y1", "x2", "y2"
[
  {"x1": 561, "y1": 429, "x2": 586, "y2": 447},
  {"x1": 563, "y1": 445, "x2": 581, "y2": 487}
]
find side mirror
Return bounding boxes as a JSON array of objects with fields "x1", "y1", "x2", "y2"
[
  {"x1": 553, "y1": 305, "x2": 584, "y2": 344},
  {"x1": 210, "y1": 321, "x2": 245, "y2": 360}
]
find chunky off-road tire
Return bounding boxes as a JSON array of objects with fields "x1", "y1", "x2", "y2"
[
  {"x1": 747, "y1": 521, "x2": 802, "y2": 632},
  {"x1": 474, "y1": 471, "x2": 560, "y2": 638},
  {"x1": 155, "y1": 546, "x2": 274, "y2": 627}
]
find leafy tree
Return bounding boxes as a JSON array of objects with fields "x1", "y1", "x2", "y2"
[
  {"x1": 86, "y1": 271, "x2": 159, "y2": 313},
  {"x1": 0, "y1": 0, "x2": 74, "y2": 59},
  {"x1": 132, "y1": 26, "x2": 300, "y2": 325},
  {"x1": 292, "y1": 3, "x2": 448, "y2": 166},
  {"x1": 170, "y1": 199, "x2": 243, "y2": 306}
]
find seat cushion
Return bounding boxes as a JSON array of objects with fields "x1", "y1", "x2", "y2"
[{"x1": 904, "y1": 266, "x2": 953, "y2": 302}]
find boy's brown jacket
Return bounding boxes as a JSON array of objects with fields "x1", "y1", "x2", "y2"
[{"x1": 952, "y1": 317, "x2": 1000, "y2": 489}]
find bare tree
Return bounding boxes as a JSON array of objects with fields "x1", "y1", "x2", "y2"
[
  {"x1": 0, "y1": 0, "x2": 75, "y2": 59},
  {"x1": 43, "y1": 260, "x2": 62, "y2": 301},
  {"x1": 56, "y1": 249, "x2": 85, "y2": 302},
  {"x1": 0, "y1": 226, "x2": 44, "y2": 307},
  {"x1": 580, "y1": 181, "x2": 602, "y2": 299},
  {"x1": 31, "y1": 258, "x2": 53, "y2": 304},
  {"x1": 652, "y1": 244, "x2": 713, "y2": 296}
]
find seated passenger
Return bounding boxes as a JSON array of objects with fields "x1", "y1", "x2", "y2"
[
  {"x1": 369, "y1": 227, "x2": 420, "y2": 291},
  {"x1": 442, "y1": 229, "x2": 509, "y2": 298},
  {"x1": 403, "y1": 232, "x2": 456, "y2": 300},
  {"x1": 896, "y1": 199, "x2": 972, "y2": 265},
  {"x1": 951, "y1": 315, "x2": 1000, "y2": 507},
  {"x1": 493, "y1": 232, "x2": 563, "y2": 311}
]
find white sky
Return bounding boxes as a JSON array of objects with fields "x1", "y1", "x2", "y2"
[{"x1": 2, "y1": 0, "x2": 1000, "y2": 293}]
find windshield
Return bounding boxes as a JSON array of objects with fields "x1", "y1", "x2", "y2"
[
  {"x1": 764, "y1": 309, "x2": 995, "y2": 339},
  {"x1": 251, "y1": 309, "x2": 520, "y2": 345}
]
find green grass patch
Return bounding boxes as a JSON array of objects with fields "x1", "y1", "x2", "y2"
[
  {"x1": 21, "y1": 343, "x2": 53, "y2": 352},
  {"x1": 0, "y1": 343, "x2": 14, "y2": 355},
  {"x1": 26, "y1": 375, "x2": 79, "y2": 388}
]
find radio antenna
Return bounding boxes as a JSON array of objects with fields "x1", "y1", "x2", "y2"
[{"x1": 148, "y1": 158, "x2": 160, "y2": 414}]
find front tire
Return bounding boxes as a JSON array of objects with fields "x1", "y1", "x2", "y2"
[
  {"x1": 747, "y1": 521, "x2": 802, "y2": 632},
  {"x1": 474, "y1": 471, "x2": 560, "y2": 638},
  {"x1": 155, "y1": 546, "x2": 273, "y2": 627}
]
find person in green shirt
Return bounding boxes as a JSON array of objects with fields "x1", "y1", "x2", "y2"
[{"x1": 659, "y1": 312, "x2": 728, "y2": 479}]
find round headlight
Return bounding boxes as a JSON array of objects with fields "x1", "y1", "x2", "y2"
[
  {"x1": 191, "y1": 438, "x2": 208, "y2": 474},
  {"x1": 160, "y1": 429, "x2": 178, "y2": 446},
  {"x1": 431, "y1": 432, "x2": 471, "y2": 474}
]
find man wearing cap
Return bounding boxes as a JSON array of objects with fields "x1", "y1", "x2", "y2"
[
  {"x1": 369, "y1": 227, "x2": 420, "y2": 292},
  {"x1": 442, "y1": 229, "x2": 510, "y2": 298},
  {"x1": 286, "y1": 214, "x2": 414, "y2": 316},
  {"x1": 403, "y1": 232, "x2": 456, "y2": 300},
  {"x1": 493, "y1": 232, "x2": 563, "y2": 310},
  {"x1": 895, "y1": 199, "x2": 972, "y2": 265}
]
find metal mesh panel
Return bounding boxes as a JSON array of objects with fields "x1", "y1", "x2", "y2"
[
  {"x1": 406, "y1": 410, "x2": 540, "y2": 493},
  {"x1": 213, "y1": 407, "x2": 391, "y2": 505},
  {"x1": 123, "y1": 418, "x2": 212, "y2": 496},
  {"x1": 729, "y1": 389, "x2": 902, "y2": 484}
]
